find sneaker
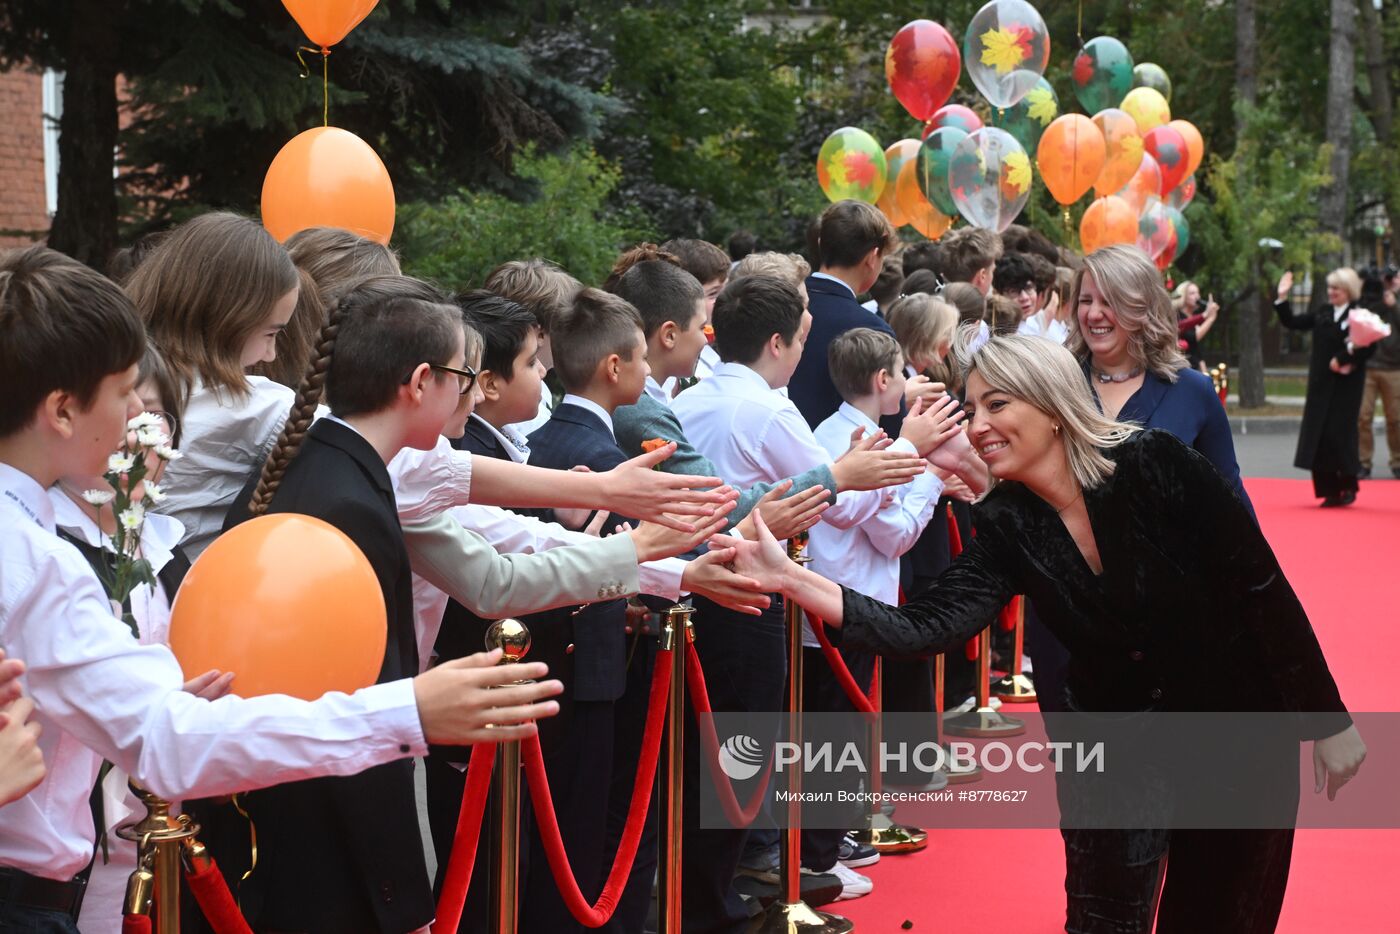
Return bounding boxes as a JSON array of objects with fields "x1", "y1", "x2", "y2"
[
  {"x1": 838, "y1": 834, "x2": 881, "y2": 868},
  {"x1": 823, "y1": 861, "x2": 873, "y2": 900}
]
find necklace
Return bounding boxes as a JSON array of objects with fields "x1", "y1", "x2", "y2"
[
  {"x1": 1054, "y1": 491, "x2": 1084, "y2": 515},
  {"x1": 1092, "y1": 365, "x2": 1143, "y2": 384}
]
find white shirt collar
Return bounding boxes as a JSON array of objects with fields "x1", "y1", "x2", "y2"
[
  {"x1": 1333, "y1": 303, "x2": 1350, "y2": 323},
  {"x1": 471, "y1": 413, "x2": 530, "y2": 464},
  {"x1": 711, "y1": 361, "x2": 780, "y2": 394},
  {"x1": 560, "y1": 393, "x2": 616, "y2": 440},
  {"x1": 837, "y1": 401, "x2": 880, "y2": 434},
  {"x1": 0, "y1": 462, "x2": 55, "y2": 532},
  {"x1": 810, "y1": 270, "x2": 857, "y2": 299},
  {"x1": 48, "y1": 488, "x2": 185, "y2": 566},
  {"x1": 644, "y1": 376, "x2": 672, "y2": 408}
]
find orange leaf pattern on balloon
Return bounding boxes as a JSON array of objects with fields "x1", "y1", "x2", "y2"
[
  {"x1": 1004, "y1": 151, "x2": 1032, "y2": 195},
  {"x1": 843, "y1": 151, "x2": 881, "y2": 188},
  {"x1": 912, "y1": 49, "x2": 955, "y2": 89},
  {"x1": 981, "y1": 27, "x2": 1030, "y2": 76},
  {"x1": 1025, "y1": 86, "x2": 1058, "y2": 127}
]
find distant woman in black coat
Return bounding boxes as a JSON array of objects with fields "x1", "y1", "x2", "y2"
[
  {"x1": 1274, "y1": 268, "x2": 1374, "y2": 506},
  {"x1": 722, "y1": 335, "x2": 1367, "y2": 934}
]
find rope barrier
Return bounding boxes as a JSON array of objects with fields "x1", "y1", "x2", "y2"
[
  {"x1": 808, "y1": 613, "x2": 878, "y2": 718},
  {"x1": 183, "y1": 855, "x2": 253, "y2": 934},
  {"x1": 121, "y1": 915, "x2": 152, "y2": 934},
  {"x1": 684, "y1": 648, "x2": 773, "y2": 827},
  {"x1": 522, "y1": 647, "x2": 673, "y2": 927},
  {"x1": 434, "y1": 741, "x2": 499, "y2": 933}
]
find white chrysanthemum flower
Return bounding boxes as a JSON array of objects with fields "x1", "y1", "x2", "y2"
[
  {"x1": 107, "y1": 453, "x2": 136, "y2": 474},
  {"x1": 81, "y1": 489, "x2": 116, "y2": 507},
  {"x1": 127, "y1": 412, "x2": 162, "y2": 431},
  {"x1": 136, "y1": 427, "x2": 169, "y2": 448},
  {"x1": 119, "y1": 503, "x2": 146, "y2": 530},
  {"x1": 143, "y1": 482, "x2": 167, "y2": 504},
  {"x1": 154, "y1": 445, "x2": 182, "y2": 462}
]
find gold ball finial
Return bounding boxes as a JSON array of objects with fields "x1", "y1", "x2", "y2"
[{"x1": 485, "y1": 618, "x2": 531, "y2": 663}]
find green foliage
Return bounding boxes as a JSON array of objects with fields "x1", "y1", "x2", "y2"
[{"x1": 397, "y1": 145, "x2": 650, "y2": 291}]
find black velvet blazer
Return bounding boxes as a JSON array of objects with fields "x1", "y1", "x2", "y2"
[{"x1": 832, "y1": 430, "x2": 1351, "y2": 740}]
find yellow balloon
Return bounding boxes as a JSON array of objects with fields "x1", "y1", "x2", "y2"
[{"x1": 1120, "y1": 87, "x2": 1171, "y2": 135}]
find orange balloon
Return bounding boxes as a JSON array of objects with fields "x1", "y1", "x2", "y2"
[
  {"x1": 896, "y1": 160, "x2": 953, "y2": 240},
  {"x1": 262, "y1": 127, "x2": 395, "y2": 245},
  {"x1": 878, "y1": 139, "x2": 922, "y2": 228},
  {"x1": 1080, "y1": 196, "x2": 1137, "y2": 254},
  {"x1": 281, "y1": 0, "x2": 380, "y2": 48},
  {"x1": 1097, "y1": 152, "x2": 1162, "y2": 216},
  {"x1": 1092, "y1": 109, "x2": 1143, "y2": 196},
  {"x1": 1036, "y1": 115, "x2": 1106, "y2": 207},
  {"x1": 1168, "y1": 119, "x2": 1204, "y2": 180},
  {"x1": 169, "y1": 514, "x2": 387, "y2": 700}
]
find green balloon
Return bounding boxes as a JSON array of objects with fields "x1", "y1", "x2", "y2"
[
  {"x1": 1072, "y1": 36, "x2": 1134, "y2": 115},
  {"x1": 991, "y1": 76, "x2": 1058, "y2": 153},
  {"x1": 1132, "y1": 62, "x2": 1173, "y2": 103},
  {"x1": 917, "y1": 126, "x2": 968, "y2": 217}
]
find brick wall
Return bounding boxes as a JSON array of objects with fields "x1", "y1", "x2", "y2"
[{"x1": 0, "y1": 69, "x2": 49, "y2": 249}]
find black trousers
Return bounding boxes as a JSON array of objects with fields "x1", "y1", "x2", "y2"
[
  {"x1": 799, "y1": 645, "x2": 875, "y2": 873},
  {"x1": 425, "y1": 752, "x2": 495, "y2": 934},
  {"x1": 1062, "y1": 827, "x2": 1295, "y2": 933},
  {"x1": 1311, "y1": 468, "x2": 1359, "y2": 499},
  {"x1": 682, "y1": 594, "x2": 787, "y2": 934}
]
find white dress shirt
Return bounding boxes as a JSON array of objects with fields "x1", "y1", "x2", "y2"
[
  {"x1": 388, "y1": 434, "x2": 474, "y2": 525},
  {"x1": 156, "y1": 376, "x2": 293, "y2": 561},
  {"x1": 0, "y1": 463, "x2": 427, "y2": 882},
  {"x1": 471, "y1": 414, "x2": 531, "y2": 464},
  {"x1": 693, "y1": 345, "x2": 721, "y2": 382},
  {"x1": 805, "y1": 404, "x2": 940, "y2": 645},
  {"x1": 48, "y1": 492, "x2": 188, "y2": 933},
  {"x1": 644, "y1": 375, "x2": 672, "y2": 407},
  {"x1": 559, "y1": 393, "x2": 616, "y2": 439},
  {"x1": 671, "y1": 362, "x2": 916, "y2": 530}
]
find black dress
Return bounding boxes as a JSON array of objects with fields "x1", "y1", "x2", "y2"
[
  {"x1": 1274, "y1": 298, "x2": 1375, "y2": 499},
  {"x1": 824, "y1": 430, "x2": 1350, "y2": 933}
]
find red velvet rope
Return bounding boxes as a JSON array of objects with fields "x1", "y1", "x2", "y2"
[
  {"x1": 684, "y1": 647, "x2": 773, "y2": 827},
  {"x1": 809, "y1": 613, "x2": 877, "y2": 718},
  {"x1": 122, "y1": 915, "x2": 152, "y2": 934},
  {"x1": 997, "y1": 595, "x2": 1020, "y2": 632},
  {"x1": 183, "y1": 856, "x2": 254, "y2": 934},
  {"x1": 521, "y1": 648, "x2": 672, "y2": 927},
  {"x1": 948, "y1": 507, "x2": 980, "y2": 662},
  {"x1": 433, "y1": 741, "x2": 499, "y2": 933}
]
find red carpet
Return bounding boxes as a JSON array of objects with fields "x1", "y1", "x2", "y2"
[{"x1": 832, "y1": 478, "x2": 1399, "y2": 933}]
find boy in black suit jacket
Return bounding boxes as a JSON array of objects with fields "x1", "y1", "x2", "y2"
[
  {"x1": 224, "y1": 277, "x2": 563, "y2": 934},
  {"x1": 520, "y1": 288, "x2": 656, "y2": 933}
]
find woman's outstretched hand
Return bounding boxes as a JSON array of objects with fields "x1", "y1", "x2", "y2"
[
  {"x1": 708, "y1": 508, "x2": 791, "y2": 596},
  {"x1": 1313, "y1": 724, "x2": 1366, "y2": 801}
]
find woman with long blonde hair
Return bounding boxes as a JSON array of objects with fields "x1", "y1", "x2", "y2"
[{"x1": 723, "y1": 334, "x2": 1365, "y2": 934}]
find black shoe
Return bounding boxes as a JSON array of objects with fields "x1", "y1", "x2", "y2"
[
  {"x1": 1340, "y1": 490, "x2": 1357, "y2": 505},
  {"x1": 1392, "y1": 467, "x2": 1400, "y2": 480},
  {"x1": 732, "y1": 868, "x2": 844, "y2": 909},
  {"x1": 1320, "y1": 495, "x2": 1344, "y2": 507},
  {"x1": 1359, "y1": 466, "x2": 1372, "y2": 479}
]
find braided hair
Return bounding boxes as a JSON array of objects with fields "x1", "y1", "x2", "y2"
[{"x1": 247, "y1": 276, "x2": 457, "y2": 516}]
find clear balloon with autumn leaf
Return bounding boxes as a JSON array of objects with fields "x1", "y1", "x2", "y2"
[
  {"x1": 991, "y1": 75, "x2": 1058, "y2": 153},
  {"x1": 1166, "y1": 173, "x2": 1197, "y2": 211},
  {"x1": 816, "y1": 127, "x2": 887, "y2": 204},
  {"x1": 962, "y1": 0, "x2": 1051, "y2": 110},
  {"x1": 949, "y1": 127, "x2": 1033, "y2": 232}
]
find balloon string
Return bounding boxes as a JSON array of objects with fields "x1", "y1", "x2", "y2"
[
  {"x1": 1077, "y1": 0, "x2": 1084, "y2": 47},
  {"x1": 295, "y1": 45, "x2": 332, "y2": 126}
]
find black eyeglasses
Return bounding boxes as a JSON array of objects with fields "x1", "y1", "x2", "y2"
[{"x1": 431, "y1": 363, "x2": 478, "y2": 395}]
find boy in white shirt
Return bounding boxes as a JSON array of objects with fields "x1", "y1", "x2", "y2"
[
  {"x1": 803, "y1": 328, "x2": 943, "y2": 896},
  {"x1": 670, "y1": 274, "x2": 976, "y2": 923},
  {"x1": 0, "y1": 246, "x2": 561, "y2": 931}
]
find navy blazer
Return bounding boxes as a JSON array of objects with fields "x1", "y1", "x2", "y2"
[
  {"x1": 1099, "y1": 364, "x2": 1254, "y2": 517},
  {"x1": 790, "y1": 274, "x2": 900, "y2": 432},
  {"x1": 526, "y1": 402, "x2": 630, "y2": 702}
]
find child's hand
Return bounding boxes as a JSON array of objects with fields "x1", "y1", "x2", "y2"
[
  {"x1": 0, "y1": 651, "x2": 25, "y2": 708},
  {"x1": 899, "y1": 395, "x2": 965, "y2": 458},
  {"x1": 904, "y1": 374, "x2": 947, "y2": 408},
  {"x1": 0, "y1": 695, "x2": 45, "y2": 806},
  {"x1": 706, "y1": 509, "x2": 792, "y2": 596},
  {"x1": 628, "y1": 495, "x2": 738, "y2": 563},
  {"x1": 183, "y1": 669, "x2": 236, "y2": 701},
  {"x1": 737, "y1": 481, "x2": 831, "y2": 542},
  {"x1": 602, "y1": 443, "x2": 734, "y2": 532},
  {"x1": 679, "y1": 547, "x2": 770, "y2": 615},
  {"x1": 413, "y1": 651, "x2": 563, "y2": 745}
]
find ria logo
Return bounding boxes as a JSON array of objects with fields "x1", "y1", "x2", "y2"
[{"x1": 717, "y1": 734, "x2": 765, "y2": 781}]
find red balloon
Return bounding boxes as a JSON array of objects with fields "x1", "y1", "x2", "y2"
[
  {"x1": 886, "y1": 20, "x2": 962, "y2": 122},
  {"x1": 923, "y1": 104, "x2": 984, "y2": 139},
  {"x1": 1143, "y1": 126, "x2": 1189, "y2": 197}
]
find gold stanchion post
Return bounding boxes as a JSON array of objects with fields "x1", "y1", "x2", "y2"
[
  {"x1": 758, "y1": 538, "x2": 853, "y2": 934},
  {"x1": 995, "y1": 597, "x2": 1037, "y2": 703},
  {"x1": 485, "y1": 618, "x2": 531, "y2": 934},
  {"x1": 117, "y1": 785, "x2": 200, "y2": 933},
  {"x1": 943, "y1": 625, "x2": 1026, "y2": 739},
  {"x1": 849, "y1": 657, "x2": 927, "y2": 854},
  {"x1": 657, "y1": 604, "x2": 692, "y2": 934}
]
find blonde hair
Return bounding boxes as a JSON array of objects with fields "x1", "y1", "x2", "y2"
[
  {"x1": 1169, "y1": 279, "x2": 1198, "y2": 314},
  {"x1": 1067, "y1": 244, "x2": 1188, "y2": 382},
  {"x1": 885, "y1": 293, "x2": 958, "y2": 386},
  {"x1": 732, "y1": 251, "x2": 811, "y2": 289},
  {"x1": 484, "y1": 259, "x2": 582, "y2": 334},
  {"x1": 964, "y1": 334, "x2": 1139, "y2": 491},
  {"x1": 127, "y1": 212, "x2": 299, "y2": 400},
  {"x1": 1326, "y1": 267, "x2": 1362, "y2": 302}
]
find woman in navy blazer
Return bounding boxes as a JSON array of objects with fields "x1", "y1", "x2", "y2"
[{"x1": 1029, "y1": 244, "x2": 1252, "y2": 715}]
